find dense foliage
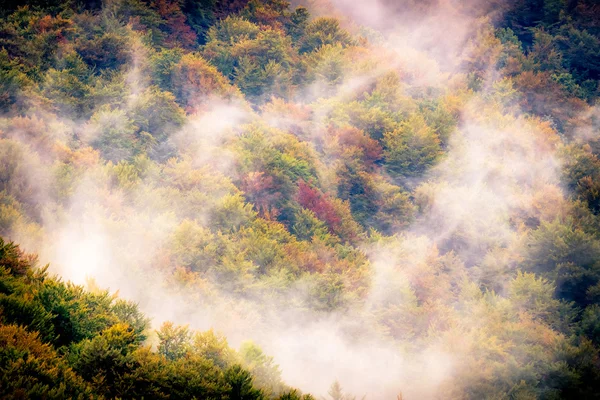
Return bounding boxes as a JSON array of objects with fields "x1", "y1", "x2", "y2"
[
  {"x1": 0, "y1": 238, "x2": 314, "y2": 399},
  {"x1": 1, "y1": 0, "x2": 600, "y2": 398}
]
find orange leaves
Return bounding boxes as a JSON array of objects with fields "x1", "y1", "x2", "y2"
[
  {"x1": 171, "y1": 53, "x2": 241, "y2": 111},
  {"x1": 328, "y1": 125, "x2": 383, "y2": 169},
  {"x1": 152, "y1": 0, "x2": 198, "y2": 49}
]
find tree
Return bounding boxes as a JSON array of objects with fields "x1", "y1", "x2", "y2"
[
  {"x1": 203, "y1": 17, "x2": 295, "y2": 99},
  {"x1": 239, "y1": 0, "x2": 291, "y2": 28},
  {"x1": 129, "y1": 86, "x2": 186, "y2": 142},
  {"x1": 240, "y1": 340, "x2": 286, "y2": 396},
  {"x1": 298, "y1": 18, "x2": 352, "y2": 54},
  {"x1": 0, "y1": 48, "x2": 33, "y2": 112},
  {"x1": 170, "y1": 52, "x2": 241, "y2": 110},
  {"x1": 297, "y1": 181, "x2": 341, "y2": 233},
  {"x1": 0, "y1": 324, "x2": 92, "y2": 399},
  {"x1": 152, "y1": 0, "x2": 198, "y2": 49},
  {"x1": 326, "y1": 380, "x2": 359, "y2": 400},
  {"x1": 191, "y1": 329, "x2": 236, "y2": 368},
  {"x1": 158, "y1": 321, "x2": 191, "y2": 361},
  {"x1": 522, "y1": 218, "x2": 600, "y2": 306},
  {"x1": 383, "y1": 114, "x2": 442, "y2": 178},
  {"x1": 286, "y1": 6, "x2": 309, "y2": 43},
  {"x1": 292, "y1": 208, "x2": 331, "y2": 242},
  {"x1": 77, "y1": 31, "x2": 131, "y2": 71},
  {"x1": 181, "y1": 0, "x2": 217, "y2": 44},
  {"x1": 225, "y1": 364, "x2": 265, "y2": 400},
  {"x1": 210, "y1": 193, "x2": 257, "y2": 232},
  {"x1": 84, "y1": 106, "x2": 139, "y2": 162},
  {"x1": 42, "y1": 66, "x2": 91, "y2": 116}
]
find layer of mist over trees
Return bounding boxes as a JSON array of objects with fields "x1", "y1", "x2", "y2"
[{"x1": 1, "y1": 0, "x2": 600, "y2": 398}]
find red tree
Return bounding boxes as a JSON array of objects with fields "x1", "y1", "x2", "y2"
[
  {"x1": 153, "y1": 0, "x2": 198, "y2": 49},
  {"x1": 297, "y1": 180, "x2": 341, "y2": 232}
]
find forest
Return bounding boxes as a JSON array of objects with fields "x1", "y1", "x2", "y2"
[{"x1": 1, "y1": 0, "x2": 600, "y2": 398}]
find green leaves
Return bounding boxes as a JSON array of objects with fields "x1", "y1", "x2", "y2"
[
  {"x1": 158, "y1": 321, "x2": 191, "y2": 361},
  {"x1": 225, "y1": 364, "x2": 265, "y2": 400},
  {"x1": 0, "y1": 237, "x2": 274, "y2": 399},
  {"x1": 298, "y1": 18, "x2": 353, "y2": 54},
  {"x1": 203, "y1": 16, "x2": 295, "y2": 99},
  {"x1": 383, "y1": 114, "x2": 442, "y2": 178}
]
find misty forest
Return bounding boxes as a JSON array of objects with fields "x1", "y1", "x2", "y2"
[{"x1": 2, "y1": 0, "x2": 600, "y2": 398}]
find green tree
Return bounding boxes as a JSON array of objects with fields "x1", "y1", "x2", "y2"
[
  {"x1": 383, "y1": 114, "x2": 442, "y2": 178},
  {"x1": 298, "y1": 18, "x2": 352, "y2": 54},
  {"x1": 157, "y1": 321, "x2": 191, "y2": 361},
  {"x1": 0, "y1": 324, "x2": 92, "y2": 399},
  {"x1": 225, "y1": 364, "x2": 265, "y2": 400}
]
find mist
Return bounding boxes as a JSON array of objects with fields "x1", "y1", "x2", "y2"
[{"x1": 1, "y1": 0, "x2": 598, "y2": 398}]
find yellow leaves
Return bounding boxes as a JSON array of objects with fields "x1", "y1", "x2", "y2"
[
  {"x1": 206, "y1": 16, "x2": 260, "y2": 44},
  {"x1": 54, "y1": 142, "x2": 100, "y2": 168},
  {"x1": 172, "y1": 53, "x2": 242, "y2": 110},
  {"x1": 112, "y1": 161, "x2": 140, "y2": 189},
  {"x1": 0, "y1": 323, "x2": 90, "y2": 395},
  {"x1": 383, "y1": 113, "x2": 442, "y2": 177},
  {"x1": 477, "y1": 334, "x2": 511, "y2": 362},
  {"x1": 513, "y1": 183, "x2": 567, "y2": 230},
  {"x1": 169, "y1": 219, "x2": 219, "y2": 272},
  {"x1": 100, "y1": 322, "x2": 138, "y2": 348},
  {"x1": 522, "y1": 115, "x2": 561, "y2": 151},
  {"x1": 261, "y1": 97, "x2": 312, "y2": 122},
  {"x1": 211, "y1": 193, "x2": 257, "y2": 232},
  {"x1": 462, "y1": 18, "x2": 503, "y2": 71},
  {"x1": 162, "y1": 156, "x2": 236, "y2": 193},
  {"x1": 169, "y1": 265, "x2": 213, "y2": 294},
  {"x1": 192, "y1": 328, "x2": 237, "y2": 368}
]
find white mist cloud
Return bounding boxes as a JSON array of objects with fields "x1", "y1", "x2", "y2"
[{"x1": 172, "y1": 98, "x2": 253, "y2": 173}]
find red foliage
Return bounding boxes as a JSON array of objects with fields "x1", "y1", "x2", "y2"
[
  {"x1": 213, "y1": 0, "x2": 251, "y2": 19},
  {"x1": 241, "y1": 171, "x2": 281, "y2": 219},
  {"x1": 297, "y1": 180, "x2": 341, "y2": 232},
  {"x1": 35, "y1": 14, "x2": 70, "y2": 33},
  {"x1": 34, "y1": 14, "x2": 70, "y2": 43},
  {"x1": 332, "y1": 125, "x2": 383, "y2": 169},
  {"x1": 152, "y1": 0, "x2": 198, "y2": 49},
  {"x1": 36, "y1": 15, "x2": 55, "y2": 32}
]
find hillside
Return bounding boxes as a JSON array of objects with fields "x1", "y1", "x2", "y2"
[{"x1": 1, "y1": 0, "x2": 600, "y2": 398}]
